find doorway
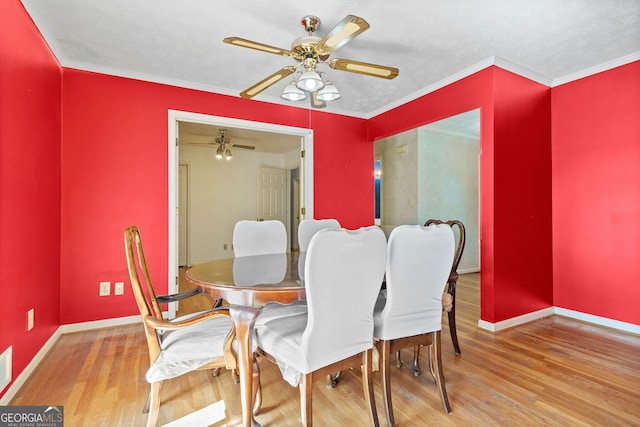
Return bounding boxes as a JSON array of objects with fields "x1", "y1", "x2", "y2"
[
  {"x1": 167, "y1": 110, "x2": 314, "y2": 317},
  {"x1": 374, "y1": 109, "x2": 480, "y2": 273}
]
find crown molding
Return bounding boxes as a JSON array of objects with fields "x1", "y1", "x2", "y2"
[
  {"x1": 552, "y1": 51, "x2": 640, "y2": 86},
  {"x1": 493, "y1": 56, "x2": 553, "y2": 86},
  {"x1": 62, "y1": 52, "x2": 640, "y2": 121},
  {"x1": 367, "y1": 57, "x2": 496, "y2": 119}
]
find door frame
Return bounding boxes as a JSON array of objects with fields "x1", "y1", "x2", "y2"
[
  {"x1": 178, "y1": 163, "x2": 190, "y2": 267},
  {"x1": 167, "y1": 110, "x2": 314, "y2": 317}
]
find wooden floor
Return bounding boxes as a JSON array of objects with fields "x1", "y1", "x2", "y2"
[{"x1": 11, "y1": 272, "x2": 640, "y2": 426}]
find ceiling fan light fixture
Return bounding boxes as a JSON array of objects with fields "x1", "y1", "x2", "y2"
[
  {"x1": 215, "y1": 146, "x2": 224, "y2": 159},
  {"x1": 317, "y1": 80, "x2": 341, "y2": 101},
  {"x1": 296, "y1": 69, "x2": 325, "y2": 92},
  {"x1": 281, "y1": 81, "x2": 307, "y2": 101},
  {"x1": 225, "y1": 149, "x2": 232, "y2": 160}
]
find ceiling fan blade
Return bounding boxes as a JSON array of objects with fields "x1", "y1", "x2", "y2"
[
  {"x1": 223, "y1": 37, "x2": 295, "y2": 57},
  {"x1": 310, "y1": 91, "x2": 326, "y2": 109},
  {"x1": 329, "y1": 58, "x2": 399, "y2": 79},
  {"x1": 314, "y1": 15, "x2": 370, "y2": 56},
  {"x1": 240, "y1": 66, "x2": 297, "y2": 99},
  {"x1": 183, "y1": 143, "x2": 217, "y2": 147},
  {"x1": 231, "y1": 144, "x2": 256, "y2": 150}
]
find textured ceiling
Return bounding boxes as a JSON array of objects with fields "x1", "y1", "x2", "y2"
[
  {"x1": 21, "y1": 0, "x2": 640, "y2": 119},
  {"x1": 19, "y1": 1, "x2": 639, "y2": 150}
]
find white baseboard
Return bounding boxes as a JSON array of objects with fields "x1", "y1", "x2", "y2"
[
  {"x1": 0, "y1": 328, "x2": 62, "y2": 405},
  {"x1": 478, "y1": 306, "x2": 640, "y2": 336},
  {"x1": 554, "y1": 307, "x2": 640, "y2": 335},
  {"x1": 58, "y1": 315, "x2": 141, "y2": 334},
  {"x1": 0, "y1": 315, "x2": 141, "y2": 405},
  {"x1": 478, "y1": 307, "x2": 554, "y2": 332}
]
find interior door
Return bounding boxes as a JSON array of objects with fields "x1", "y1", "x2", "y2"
[
  {"x1": 257, "y1": 166, "x2": 290, "y2": 244},
  {"x1": 178, "y1": 163, "x2": 189, "y2": 267}
]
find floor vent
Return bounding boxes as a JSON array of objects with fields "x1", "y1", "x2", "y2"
[{"x1": 0, "y1": 346, "x2": 11, "y2": 392}]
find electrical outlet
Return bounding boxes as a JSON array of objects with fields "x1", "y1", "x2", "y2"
[
  {"x1": 114, "y1": 281, "x2": 125, "y2": 295},
  {"x1": 27, "y1": 309, "x2": 34, "y2": 331},
  {"x1": 223, "y1": 243, "x2": 228, "y2": 250},
  {"x1": 99, "y1": 281, "x2": 111, "y2": 296}
]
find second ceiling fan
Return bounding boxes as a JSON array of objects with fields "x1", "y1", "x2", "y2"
[
  {"x1": 224, "y1": 15, "x2": 399, "y2": 108},
  {"x1": 192, "y1": 129, "x2": 256, "y2": 161}
]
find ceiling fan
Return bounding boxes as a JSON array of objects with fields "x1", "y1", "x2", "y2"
[
  {"x1": 224, "y1": 15, "x2": 399, "y2": 108},
  {"x1": 189, "y1": 129, "x2": 256, "y2": 160}
]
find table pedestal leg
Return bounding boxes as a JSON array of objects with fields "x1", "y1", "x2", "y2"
[{"x1": 229, "y1": 304, "x2": 262, "y2": 427}]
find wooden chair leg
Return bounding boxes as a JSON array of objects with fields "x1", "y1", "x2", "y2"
[
  {"x1": 146, "y1": 381, "x2": 162, "y2": 427},
  {"x1": 380, "y1": 340, "x2": 395, "y2": 427},
  {"x1": 300, "y1": 373, "x2": 313, "y2": 427},
  {"x1": 361, "y1": 349, "x2": 380, "y2": 427},
  {"x1": 252, "y1": 357, "x2": 262, "y2": 415},
  {"x1": 325, "y1": 371, "x2": 341, "y2": 388},
  {"x1": 394, "y1": 350, "x2": 403, "y2": 368},
  {"x1": 448, "y1": 282, "x2": 461, "y2": 354},
  {"x1": 431, "y1": 331, "x2": 451, "y2": 413},
  {"x1": 412, "y1": 346, "x2": 421, "y2": 376},
  {"x1": 142, "y1": 387, "x2": 151, "y2": 414}
]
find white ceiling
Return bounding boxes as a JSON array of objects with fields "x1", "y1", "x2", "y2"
[
  {"x1": 20, "y1": 0, "x2": 640, "y2": 147},
  {"x1": 178, "y1": 121, "x2": 301, "y2": 154}
]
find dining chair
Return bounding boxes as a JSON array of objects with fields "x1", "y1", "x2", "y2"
[
  {"x1": 297, "y1": 219, "x2": 343, "y2": 389},
  {"x1": 297, "y1": 218, "x2": 341, "y2": 252},
  {"x1": 395, "y1": 219, "x2": 466, "y2": 377},
  {"x1": 231, "y1": 220, "x2": 307, "y2": 326},
  {"x1": 373, "y1": 224, "x2": 455, "y2": 426},
  {"x1": 424, "y1": 219, "x2": 466, "y2": 354},
  {"x1": 232, "y1": 219, "x2": 287, "y2": 257},
  {"x1": 256, "y1": 226, "x2": 387, "y2": 426},
  {"x1": 124, "y1": 225, "x2": 260, "y2": 426}
]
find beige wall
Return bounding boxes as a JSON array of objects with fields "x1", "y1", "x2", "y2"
[
  {"x1": 179, "y1": 146, "x2": 298, "y2": 263},
  {"x1": 375, "y1": 112, "x2": 480, "y2": 272}
]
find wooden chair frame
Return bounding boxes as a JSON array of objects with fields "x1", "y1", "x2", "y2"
[
  {"x1": 424, "y1": 219, "x2": 466, "y2": 355},
  {"x1": 124, "y1": 226, "x2": 260, "y2": 426}
]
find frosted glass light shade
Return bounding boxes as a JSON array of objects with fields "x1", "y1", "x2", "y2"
[
  {"x1": 317, "y1": 82, "x2": 341, "y2": 101},
  {"x1": 281, "y1": 81, "x2": 306, "y2": 101},
  {"x1": 296, "y1": 70, "x2": 325, "y2": 92}
]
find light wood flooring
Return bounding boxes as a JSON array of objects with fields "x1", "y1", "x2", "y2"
[{"x1": 10, "y1": 272, "x2": 640, "y2": 426}]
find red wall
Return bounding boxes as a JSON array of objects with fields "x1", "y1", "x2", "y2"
[
  {"x1": 552, "y1": 61, "x2": 640, "y2": 325},
  {"x1": 0, "y1": 0, "x2": 62, "y2": 397},
  {"x1": 4, "y1": 0, "x2": 639, "y2": 402},
  {"x1": 369, "y1": 67, "x2": 554, "y2": 323},
  {"x1": 59, "y1": 71, "x2": 371, "y2": 323},
  {"x1": 492, "y1": 68, "x2": 553, "y2": 320}
]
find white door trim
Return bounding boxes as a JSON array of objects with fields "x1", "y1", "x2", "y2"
[{"x1": 167, "y1": 110, "x2": 314, "y2": 317}]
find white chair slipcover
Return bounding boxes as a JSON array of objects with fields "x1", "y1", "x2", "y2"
[
  {"x1": 232, "y1": 219, "x2": 287, "y2": 257},
  {"x1": 297, "y1": 218, "x2": 341, "y2": 252},
  {"x1": 373, "y1": 223, "x2": 455, "y2": 425},
  {"x1": 256, "y1": 226, "x2": 387, "y2": 426}
]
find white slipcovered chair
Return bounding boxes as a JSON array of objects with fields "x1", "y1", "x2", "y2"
[
  {"x1": 257, "y1": 226, "x2": 387, "y2": 426},
  {"x1": 232, "y1": 219, "x2": 287, "y2": 257},
  {"x1": 124, "y1": 226, "x2": 257, "y2": 427},
  {"x1": 231, "y1": 220, "x2": 307, "y2": 326},
  {"x1": 297, "y1": 218, "x2": 341, "y2": 252},
  {"x1": 373, "y1": 224, "x2": 455, "y2": 426}
]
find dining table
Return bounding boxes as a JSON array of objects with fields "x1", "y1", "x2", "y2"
[{"x1": 185, "y1": 251, "x2": 306, "y2": 427}]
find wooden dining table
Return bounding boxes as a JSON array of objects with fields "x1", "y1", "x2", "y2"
[{"x1": 185, "y1": 251, "x2": 306, "y2": 427}]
